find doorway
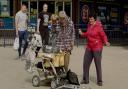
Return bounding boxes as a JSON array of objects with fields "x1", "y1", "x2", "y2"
[
  {"x1": 55, "y1": 1, "x2": 72, "y2": 17},
  {"x1": 38, "y1": 1, "x2": 55, "y2": 13}
]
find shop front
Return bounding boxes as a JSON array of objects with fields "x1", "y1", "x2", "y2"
[
  {"x1": 21, "y1": 0, "x2": 72, "y2": 25},
  {"x1": 76, "y1": 0, "x2": 128, "y2": 41},
  {"x1": 79, "y1": 0, "x2": 122, "y2": 30},
  {"x1": 0, "y1": 0, "x2": 72, "y2": 30},
  {"x1": 1, "y1": 0, "x2": 127, "y2": 31},
  {"x1": 0, "y1": 0, "x2": 14, "y2": 29}
]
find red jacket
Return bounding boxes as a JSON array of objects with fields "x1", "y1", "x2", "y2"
[{"x1": 82, "y1": 20, "x2": 108, "y2": 51}]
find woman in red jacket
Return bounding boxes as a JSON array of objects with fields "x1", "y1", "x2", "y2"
[{"x1": 79, "y1": 14, "x2": 110, "y2": 86}]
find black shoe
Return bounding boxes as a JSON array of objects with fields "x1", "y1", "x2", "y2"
[{"x1": 97, "y1": 82, "x2": 103, "y2": 86}]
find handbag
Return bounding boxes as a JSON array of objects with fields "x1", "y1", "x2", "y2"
[
  {"x1": 66, "y1": 70, "x2": 80, "y2": 85},
  {"x1": 13, "y1": 37, "x2": 19, "y2": 50}
]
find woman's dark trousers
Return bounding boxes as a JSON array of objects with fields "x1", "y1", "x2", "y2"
[{"x1": 83, "y1": 49, "x2": 102, "y2": 83}]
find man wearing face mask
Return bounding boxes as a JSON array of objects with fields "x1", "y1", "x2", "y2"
[{"x1": 37, "y1": 3, "x2": 51, "y2": 45}]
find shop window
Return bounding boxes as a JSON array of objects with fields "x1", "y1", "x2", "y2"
[
  {"x1": 30, "y1": 1, "x2": 37, "y2": 23},
  {"x1": 10, "y1": 0, "x2": 13, "y2": 16},
  {"x1": 110, "y1": 7, "x2": 120, "y2": 25},
  {"x1": 22, "y1": 1, "x2": 28, "y2": 8},
  {"x1": 123, "y1": 8, "x2": 128, "y2": 32},
  {"x1": 0, "y1": 0, "x2": 14, "y2": 29},
  {"x1": 65, "y1": 2, "x2": 71, "y2": 17},
  {"x1": 79, "y1": 2, "x2": 90, "y2": 28},
  {"x1": 56, "y1": 2, "x2": 63, "y2": 13},
  {"x1": 0, "y1": 0, "x2": 10, "y2": 17},
  {"x1": 39, "y1": 1, "x2": 54, "y2": 13},
  {"x1": 97, "y1": 6, "x2": 107, "y2": 25}
]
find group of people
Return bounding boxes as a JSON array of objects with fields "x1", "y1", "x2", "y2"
[
  {"x1": 15, "y1": 4, "x2": 75, "y2": 72},
  {"x1": 15, "y1": 3, "x2": 110, "y2": 87},
  {"x1": 36, "y1": 4, "x2": 75, "y2": 59}
]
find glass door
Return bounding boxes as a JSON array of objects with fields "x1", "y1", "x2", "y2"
[
  {"x1": 38, "y1": 1, "x2": 55, "y2": 14},
  {"x1": 55, "y1": 1, "x2": 72, "y2": 18},
  {"x1": 30, "y1": 1, "x2": 37, "y2": 24},
  {"x1": 22, "y1": 0, "x2": 38, "y2": 24},
  {"x1": 65, "y1": 2, "x2": 71, "y2": 17},
  {"x1": 21, "y1": 0, "x2": 72, "y2": 23},
  {"x1": 55, "y1": 2, "x2": 63, "y2": 14}
]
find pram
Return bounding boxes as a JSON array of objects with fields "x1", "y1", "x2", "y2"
[
  {"x1": 27, "y1": 23, "x2": 83, "y2": 89},
  {"x1": 32, "y1": 52, "x2": 68, "y2": 88},
  {"x1": 26, "y1": 23, "x2": 67, "y2": 88},
  {"x1": 32, "y1": 51, "x2": 85, "y2": 89}
]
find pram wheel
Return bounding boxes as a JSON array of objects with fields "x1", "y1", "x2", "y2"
[
  {"x1": 51, "y1": 78, "x2": 58, "y2": 89},
  {"x1": 32, "y1": 75, "x2": 40, "y2": 87},
  {"x1": 51, "y1": 78, "x2": 69, "y2": 89}
]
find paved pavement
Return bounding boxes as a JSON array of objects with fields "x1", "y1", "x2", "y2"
[{"x1": 0, "y1": 46, "x2": 128, "y2": 89}]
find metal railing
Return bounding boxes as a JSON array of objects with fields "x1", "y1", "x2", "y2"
[
  {"x1": 0, "y1": 24, "x2": 128, "y2": 47},
  {"x1": 0, "y1": 20, "x2": 15, "y2": 47},
  {"x1": 0, "y1": 30, "x2": 15, "y2": 47},
  {"x1": 0, "y1": 23, "x2": 37, "y2": 47},
  {"x1": 74, "y1": 24, "x2": 128, "y2": 46}
]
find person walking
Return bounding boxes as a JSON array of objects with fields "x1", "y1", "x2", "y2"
[
  {"x1": 37, "y1": 3, "x2": 51, "y2": 45},
  {"x1": 15, "y1": 4, "x2": 28, "y2": 59},
  {"x1": 79, "y1": 13, "x2": 110, "y2": 86}
]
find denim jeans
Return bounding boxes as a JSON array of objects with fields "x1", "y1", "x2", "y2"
[{"x1": 18, "y1": 30, "x2": 28, "y2": 57}]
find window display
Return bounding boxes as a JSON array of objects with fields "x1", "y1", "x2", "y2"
[
  {"x1": 0, "y1": 0, "x2": 14, "y2": 30},
  {"x1": 124, "y1": 9, "x2": 128, "y2": 32},
  {"x1": 0, "y1": 0, "x2": 10, "y2": 17},
  {"x1": 81, "y1": 5, "x2": 89, "y2": 23},
  {"x1": 110, "y1": 7, "x2": 119, "y2": 25},
  {"x1": 79, "y1": 2, "x2": 91, "y2": 28},
  {"x1": 97, "y1": 6, "x2": 107, "y2": 24}
]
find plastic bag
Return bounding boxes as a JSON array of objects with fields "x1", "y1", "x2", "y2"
[{"x1": 13, "y1": 37, "x2": 19, "y2": 50}]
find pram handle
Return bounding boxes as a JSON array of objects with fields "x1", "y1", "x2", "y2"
[{"x1": 42, "y1": 56, "x2": 53, "y2": 61}]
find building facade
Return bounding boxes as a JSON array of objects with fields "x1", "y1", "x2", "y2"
[
  {"x1": 0, "y1": 0, "x2": 128, "y2": 32},
  {"x1": 78, "y1": 0, "x2": 128, "y2": 32},
  {"x1": 0, "y1": 0, "x2": 75, "y2": 29}
]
